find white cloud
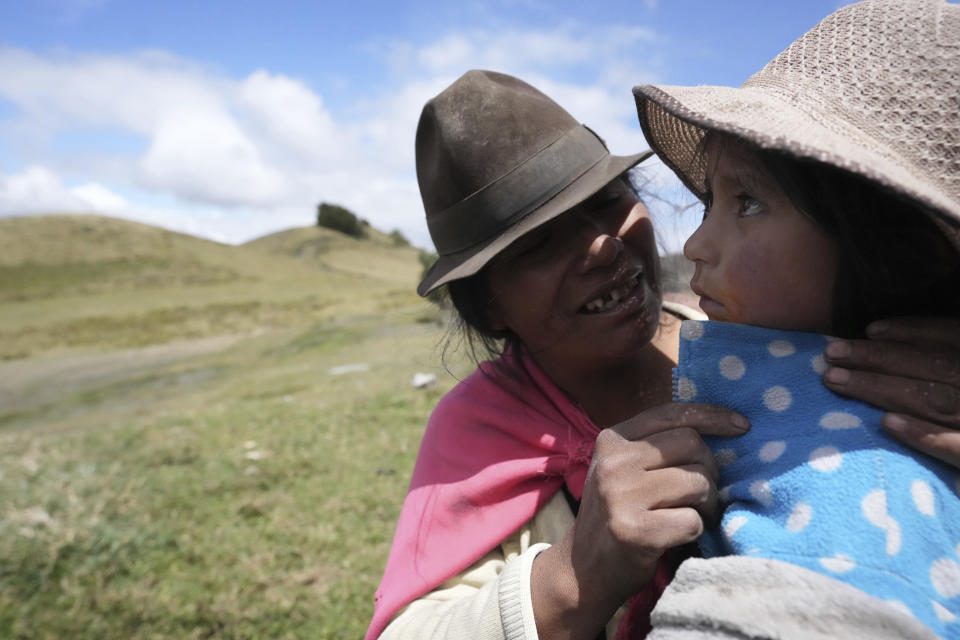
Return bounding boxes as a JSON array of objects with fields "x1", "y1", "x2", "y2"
[
  {"x1": 0, "y1": 165, "x2": 93, "y2": 215},
  {"x1": 139, "y1": 108, "x2": 287, "y2": 207},
  {"x1": 71, "y1": 182, "x2": 128, "y2": 212},
  {"x1": 0, "y1": 21, "x2": 681, "y2": 250},
  {"x1": 238, "y1": 70, "x2": 356, "y2": 167}
]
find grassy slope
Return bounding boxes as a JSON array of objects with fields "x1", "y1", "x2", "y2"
[
  {"x1": 0, "y1": 311, "x2": 468, "y2": 639},
  {"x1": 0, "y1": 215, "x2": 423, "y2": 360},
  {"x1": 0, "y1": 213, "x2": 456, "y2": 638}
]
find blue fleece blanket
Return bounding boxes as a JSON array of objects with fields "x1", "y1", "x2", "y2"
[{"x1": 674, "y1": 320, "x2": 960, "y2": 638}]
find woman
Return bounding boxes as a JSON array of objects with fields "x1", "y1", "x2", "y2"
[
  {"x1": 631, "y1": 0, "x2": 960, "y2": 637},
  {"x1": 367, "y1": 67, "x2": 960, "y2": 639}
]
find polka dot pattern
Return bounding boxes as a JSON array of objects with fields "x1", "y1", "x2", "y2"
[
  {"x1": 930, "y1": 558, "x2": 960, "y2": 599},
  {"x1": 819, "y1": 411, "x2": 862, "y2": 430},
  {"x1": 674, "y1": 320, "x2": 960, "y2": 634},
  {"x1": 911, "y1": 480, "x2": 935, "y2": 516},
  {"x1": 933, "y1": 601, "x2": 956, "y2": 623},
  {"x1": 719, "y1": 355, "x2": 746, "y2": 380},
  {"x1": 758, "y1": 441, "x2": 786, "y2": 463},
  {"x1": 675, "y1": 376, "x2": 697, "y2": 401},
  {"x1": 762, "y1": 386, "x2": 792, "y2": 412},
  {"x1": 786, "y1": 502, "x2": 813, "y2": 532},
  {"x1": 808, "y1": 446, "x2": 843, "y2": 472},
  {"x1": 862, "y1": 490, "x2": 902, "y2": 555},
  {"x1": 680, "y1": 320, "x2": 704, "y2": 341},
  {"x1": 714, "y1": 449, "x2": 737, "y2": 466},
  {"x1": 767, "y1": 340, "x2": 796, "y2": 357},
  {"x1": 724, "y1": 515, "x2": 748, "y2": 539},
  {"x1": 819, "y1": 553, "x2": 856, "y2": 573},
  {"x1": 810, "y1": 354, "x2": 827, "y2": 374},
  {"x1": 749, "y1": 480, "x2": 774, "y2": 507}
]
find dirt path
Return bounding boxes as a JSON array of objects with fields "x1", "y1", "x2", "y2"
[{"x1": 0, "y1": 334, "x2": 247, "y2": 415}]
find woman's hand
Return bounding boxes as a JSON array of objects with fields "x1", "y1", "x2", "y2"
[
  {"x1": 822, "y1": 316, "x2": 960, "y2": 469},
  {"x1": 530, "y1": 403, "x2": 749, "y2": 640}
]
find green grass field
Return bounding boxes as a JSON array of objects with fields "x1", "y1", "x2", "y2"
[{"x1": 0, "y1": 214, "x2": 471, "y2": 639}]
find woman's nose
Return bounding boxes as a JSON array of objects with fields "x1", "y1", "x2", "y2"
[{"x1": 580, "y1": 233, "x2": 624, "y2": 273}]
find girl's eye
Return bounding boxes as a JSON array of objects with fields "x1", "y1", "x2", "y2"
[
  {"x1": 738, "y1": 195, "x2": 764, "y2": 217},
  {"x1": 701, "y1": 192, "x2": 713, "y2": 219}
]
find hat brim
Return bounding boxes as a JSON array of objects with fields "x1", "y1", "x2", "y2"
[
  {"x1": 633, "y1": 84, "x2": 960, "y2": 246},
  {"x1": 417, "y1": 148, "x2": 652, "y2": 296}
]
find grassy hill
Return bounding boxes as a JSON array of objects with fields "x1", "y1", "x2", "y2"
[
  {"x1": 0, "y1": 215, "x2": 428, "y2": 361},
  {"x1": 0, "y1": 212, "x2": 452, "y2": 638},
  {"x1": 242, "y1": 224, "x2": 421, "y2": 287}
]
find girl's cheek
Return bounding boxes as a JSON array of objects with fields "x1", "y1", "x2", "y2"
[{"x1": 722, "y1": 242, "x2": 775, "y2": 322}]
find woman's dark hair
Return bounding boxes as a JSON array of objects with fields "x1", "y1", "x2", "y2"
[
  {"x1": 445, "y1": 268, "x2": 517, "y2": 363},
  {"x1": 701, "y1": 133, "x2": 960, "y2": 338}
]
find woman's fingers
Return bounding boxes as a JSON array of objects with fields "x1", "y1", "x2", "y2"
[
  {"x1": 626, "y1": 428, "x2": 720, "y2": 479},
  {"x1": 610, "y1": 402, "x2": 749, "y2": 441},
  {"x1": 638, "y1": 464, "x2": 719, "y2": 523},
  {"x1": 824, "y1": 338, "x2": 960, "y2": 386},
  {"x1": 823, "y1": 368, "x2": 960, "y2": 429},
  {"x1": 883, "y1": 413, "x2": 960, "y2": 469},
  {"x1": 865, "y1": 316, "x2": 960, "y2": 349},
  {"x1": 623, "y1": 506, "x2": 705, "y2": 551}
]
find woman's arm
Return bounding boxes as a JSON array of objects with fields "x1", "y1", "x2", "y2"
[
  {"x1": 530, "y1": 403, "x2": 749, "y2": 640},
  {"x1": 380, "y1": 493, "x2": 573, "y2": 640},
  {"x1": 380, "y1": 403, "x2": 748, "y2": 640},
  {"x1": 822, "y1": 316, "x2": 960, "y2": 468}
]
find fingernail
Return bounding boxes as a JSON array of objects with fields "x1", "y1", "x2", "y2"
[
  {"x1": 883, "y1": 413, "x2": 909, "y2": 433},
  {"x1": 825, "y1": 341, "x2": 851, "y2": 359},
  {"x1": 732, "y1": 414, "x2": 749, "y2": 431},
  {"x1": 866, "y1": 320, "x2": 889, "y2": 337},
  {"x1": 825, "y1": 367, "x2": 850, "y2": 385}
]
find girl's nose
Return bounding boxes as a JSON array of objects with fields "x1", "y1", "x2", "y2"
[{"x1": 683, "y1": 217, "x2": 713, "y2": 264}]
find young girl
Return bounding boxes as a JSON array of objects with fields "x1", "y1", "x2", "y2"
[
  {"x1": 634, "y1": 0, "x2": 960, "y2": 637},
  {"x1": 675, "y1": 133, "x2": 960, "y2": 637}
]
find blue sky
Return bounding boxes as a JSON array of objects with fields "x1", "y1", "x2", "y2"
[{"x1": 0, "y1": 0, "x2": 850, "y2": 250}]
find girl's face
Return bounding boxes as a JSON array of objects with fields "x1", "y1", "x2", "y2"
[
  {"x1": 486, "y1": 177, "x2": 663, "y2": 370},
  {"x1": 684, "y1": 138, "x2": 838, "y2": 333}
]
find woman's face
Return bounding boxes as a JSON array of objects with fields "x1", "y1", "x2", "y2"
[
  {"x1": 486, "y1": 177, "x2": 663, "y2": 369},
  {"x1": 684, "y1": 138, "x2": 838, "y2": 333}
]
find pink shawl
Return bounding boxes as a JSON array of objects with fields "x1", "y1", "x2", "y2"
[{"x1": 365, "y1": 349, "x2": 672, "y2": 639}]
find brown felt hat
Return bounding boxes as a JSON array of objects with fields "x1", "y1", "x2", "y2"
[
  {"x1": 416, "y1": 70, "x2": 652, "y2": 296},
  {"x1": 634, "y1": 0, "x2": 960, "y2": 248}
]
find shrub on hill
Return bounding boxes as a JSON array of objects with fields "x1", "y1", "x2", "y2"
[
  {"x1": 389, "y1": 229, "x2": 410, "y2": 247},
  {"x1": 316, "y1": 203, "x2": 367, "y2": 239}
]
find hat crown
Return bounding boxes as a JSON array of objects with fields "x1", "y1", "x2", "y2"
[
  {"x1": 416, "y1": 70, "x2": 582, "y2": 217},
  {"x1": 745, "y1": 0, "x2": 960, "y2": 210}
]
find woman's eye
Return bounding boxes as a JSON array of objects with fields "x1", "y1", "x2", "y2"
[
  {"x1": 738, "y1": 195, "x2": 764, "y2": 217},
  {"x1": 701, "y1": 192, "x2": 713, "y2": 219},
  {"x1": 586, "y1": 190, "x2": 624, "y2": 214},
  {"x1": 512, "y1": 230, "x2": 551, "y2": 257}
]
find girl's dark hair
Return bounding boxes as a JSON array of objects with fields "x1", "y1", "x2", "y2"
[{"x1": 703, "y1": 133, "x2": 960, "y2": 338}]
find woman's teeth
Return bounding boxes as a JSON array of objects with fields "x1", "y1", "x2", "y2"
[{"x1": 583, "y1": 273, "x2": 642, "y2": 314}]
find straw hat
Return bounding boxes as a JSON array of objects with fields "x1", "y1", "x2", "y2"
[
  {"x1": 633, "y1": 0, "x2": 960, "y2": 246},
  {"x1": 416, "y1": 70, "x2": 651, "y2": 295}
]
